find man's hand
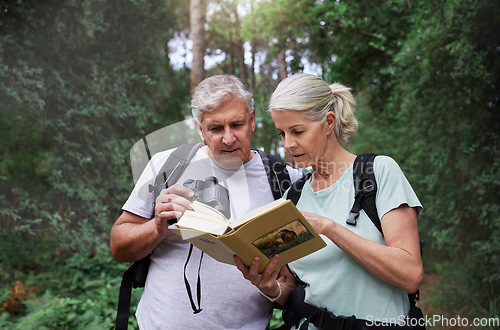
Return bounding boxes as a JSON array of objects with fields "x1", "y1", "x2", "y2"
[
  {"x1": 154, "y1": 184, "x2": 195, "y2": 236},
  {"x1": 110, "y1": 184, "x2": 196, "y2": 262}
]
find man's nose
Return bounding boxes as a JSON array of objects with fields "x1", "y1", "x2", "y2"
[{"x1": 222, "y1": 128, "x2": 236, "y2": 145}]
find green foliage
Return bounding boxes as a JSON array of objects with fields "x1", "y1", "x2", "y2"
[
  {"x1": 0, "y1": 245, "x2": 143, "y2": 329},
  {"x1": 0, "y1": 0, "x2": 188, "y2": 327},
  {"x1": 306, "y1": 0, "x2": 500, "y2": 317},
  {"x1": 1, "y1": 0, "x2": 499, "y2": 327},
  {"x1": 269, "y1": 308, "x2": 286, "y2": 329}
]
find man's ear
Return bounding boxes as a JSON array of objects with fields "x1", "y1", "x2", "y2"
[
  {"x1": 250, "y1": 108, "x2": 256, "y2": 132},
  {"x1": 194, "y1": 119, "x2": 205, "y2": 142}
]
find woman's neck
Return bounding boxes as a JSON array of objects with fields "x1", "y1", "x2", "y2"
[{"x1": 310, "y1": 143, "x2": 356, "y2": 192}]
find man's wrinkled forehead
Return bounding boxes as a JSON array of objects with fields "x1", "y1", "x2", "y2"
[
  {"x1": 200, "y1": 97, "x2": 249, "y2": 125},
  {"x1": 203, "y1": 93, "x2": 236, "y2": 112}
]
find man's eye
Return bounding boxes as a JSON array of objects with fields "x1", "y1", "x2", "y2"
[{"x1": 209, "y1": 126, "x2": 223, "y2": 132}]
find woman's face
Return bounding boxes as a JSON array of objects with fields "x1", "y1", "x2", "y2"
[{"x1": 271, "y1": 110, "x2": 334, "y2": 168}]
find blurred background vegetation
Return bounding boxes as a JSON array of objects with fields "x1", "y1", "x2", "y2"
[{"x1": 0, "y1": 0, "x2": 498, "y2": 328}]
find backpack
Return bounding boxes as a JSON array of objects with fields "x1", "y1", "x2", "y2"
[
  {"x1": 115, "y1": 143, "x2": 292, "y2": 330},
  {"x1": 284, "y1": 154, "x2": 425, "y2": 329}
]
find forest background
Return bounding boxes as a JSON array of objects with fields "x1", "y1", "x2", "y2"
[{"x1": 0, "y1": 0, "x2": 499, "y2": 328}]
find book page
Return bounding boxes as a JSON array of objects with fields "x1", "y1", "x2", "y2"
[
  {"x1": 169, "y1": 224, "x2": 212, "y2": 240},
  {"x1": 190, "y1": 201, "x2": 228, "y2": 224},
  {"x1": 177, "y1": 210, "x2": 229, "y2": 236}
]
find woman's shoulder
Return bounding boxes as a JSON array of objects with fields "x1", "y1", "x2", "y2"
[
  {"x1": 371, "y1": 155, "x2": 407, "y2": 180},
  {"x1": 373, "y1": 154, "x2": 401, "y2": 170}
]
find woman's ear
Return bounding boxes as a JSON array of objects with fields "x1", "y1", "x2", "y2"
[{"x1": 325, "y1": 111, "x2": 336, "y2": 135}]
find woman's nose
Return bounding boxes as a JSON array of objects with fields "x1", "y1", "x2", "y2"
[{"x1": 283, "y1": 135, "x2": 296, "y2": 150}]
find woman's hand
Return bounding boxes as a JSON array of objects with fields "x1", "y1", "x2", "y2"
[
  {"x1": 300, "y1": 210, "x2": 334, "y2": 236},
  {"x1": 234, "y1": 254, "x2": 298, "y2": 306}
]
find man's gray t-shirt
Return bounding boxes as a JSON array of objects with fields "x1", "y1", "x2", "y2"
[{"x1": 123, "y1": 147, "x2": 299, "y2": 329}]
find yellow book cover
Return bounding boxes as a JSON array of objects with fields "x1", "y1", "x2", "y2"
[{"x1": 169, "y1": 198, "x2": 327, "y2": 272}]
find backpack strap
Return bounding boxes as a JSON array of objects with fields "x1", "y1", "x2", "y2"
[
  {"x1": 115, "y1": 262, "x2": 140, "y2": 329},
  {"x1": 286, "y1": 172, "x2": 312, "y2": 206},
  {"x1": 286, "y1": 155, "x2": 379, "y2": 228},
  {"x1": 346, "y1": 154, "x2": 381, "y2": 233},
  {"x1": 148, "y1": 143, "x2": 205, "y2": 202},
  {"x1": 253, "y1": 149, "x2": 292, "y2": 200},
  {"x1": 116, "y1": 143, "x2": 204, "y2": 330}
]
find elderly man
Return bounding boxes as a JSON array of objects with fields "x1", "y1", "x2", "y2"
[{"x1": 110, "y1": 75, "x2": 299, "y2": 329}]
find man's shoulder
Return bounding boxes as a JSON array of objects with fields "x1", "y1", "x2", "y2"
[
  {"x1": 150, "y1": 144, "x2": 207, "y2": 164},
  {"x1": 150, "y1": 148, "x2": 175, "y2": 162},
  {"x1": 286, "y1": 165, "x2": 301, "y2": 183}
]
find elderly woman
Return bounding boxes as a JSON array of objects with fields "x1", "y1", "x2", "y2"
[{"x1": 234, "y1": 73, "x2": 424, "y2": 329}]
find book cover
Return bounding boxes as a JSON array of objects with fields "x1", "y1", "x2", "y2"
[{"x1": 170, "y1": 198, "x2": 327, "y2": 272}]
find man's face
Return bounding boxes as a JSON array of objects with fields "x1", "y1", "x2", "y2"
[{"x1": 196, "y1": 97, "x2": 256, "y2": 168}]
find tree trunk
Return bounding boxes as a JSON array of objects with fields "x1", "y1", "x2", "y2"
[
  {"x1": 277, "y1": 48, "x2": 288, "y2": 82},
  {"x1": 232, "y1": 5, "x2": 247, "y2": 86},
  {"x1": 229, "y1": 31, "x2": 235, "y2": 75},
  {"x1": 236, "y1": 41, "x2": 247, "y2": 86},
  {"x1": 250, "y1": 38, "x2": 256, "y2": 91},
  {"x1": 190, "y1": 0, "x2": 208, "y2": 96}
]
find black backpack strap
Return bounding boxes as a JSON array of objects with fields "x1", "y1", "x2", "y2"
[
  {"x1": 116, "y1": 143, "x2": 204, "y2": 330},
  {"x1": 116, "y1": 262, "x2": 139, "y2": 330},
  {"x1": 286, "y1": 172, "x2": 312, "y2": 206},
  {"x1": 148, "y1": 143, "x2": 205, "y2": 201},
  {"x1": 346, "y1": 154, "x2": 381, "y2": 233},
  {"x1": 253, "y1": 149, "x2": 291, "y2": 200}
]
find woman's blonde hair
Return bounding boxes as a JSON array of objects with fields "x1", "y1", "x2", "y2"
[{"x1": 268, "y1": 73, "x2": 358, "y2": 142}]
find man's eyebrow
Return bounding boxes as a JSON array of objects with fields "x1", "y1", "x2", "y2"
[
  {"x1": 230, "y1": 119, "x2": 246, "y2": 125},
  {"x1": 206, "y1": 119, "x2": 246, "y2": 128},
  {"x1": 206, "y1": 123, "x2": 223, "y2": 128}
]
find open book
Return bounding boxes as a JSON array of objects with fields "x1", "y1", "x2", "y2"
[{"x1": 169, "y1": 198, "x2": 327, "y2": 272}]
